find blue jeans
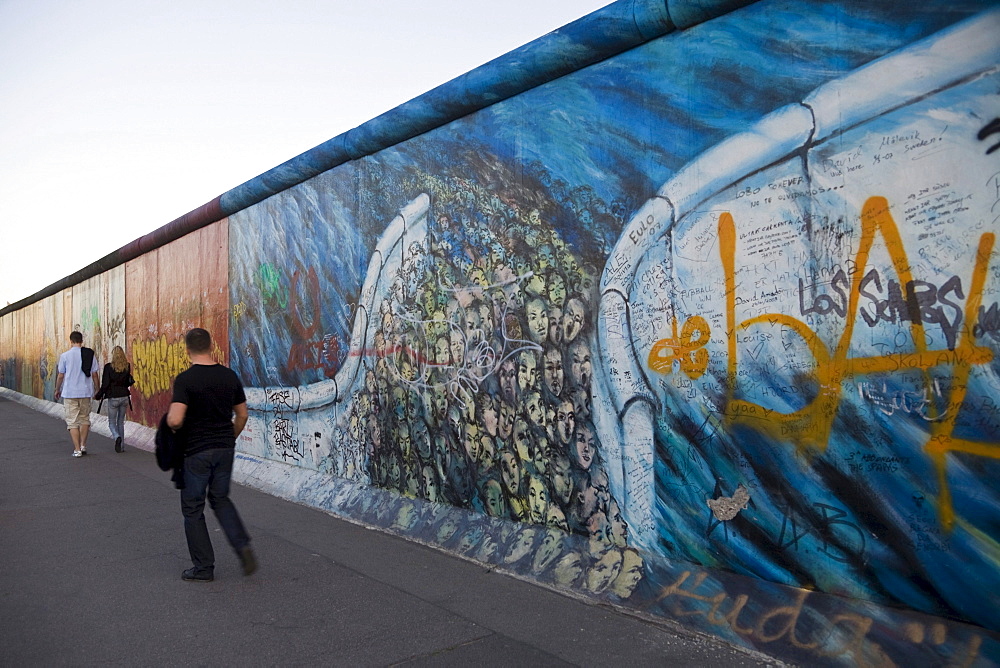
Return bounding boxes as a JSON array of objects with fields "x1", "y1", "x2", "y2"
[
  {"x1": 180, "y1": 448, "x2": 250, "y2": 573},
  {"x1": 107, "y1": 396, "x2": 128, "y2": 440}
]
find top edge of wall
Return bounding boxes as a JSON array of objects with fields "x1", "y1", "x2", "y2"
[
  {"x1": 0, "y1": 0, "x2": 756, "y2": 319},
  {"x1": 217, "y1": 0, "x2": 756, "y2": 215}
]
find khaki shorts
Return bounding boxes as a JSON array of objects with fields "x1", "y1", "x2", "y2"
[{"x1": 64, "y1": 398, "x2": 92, "y2": 429}]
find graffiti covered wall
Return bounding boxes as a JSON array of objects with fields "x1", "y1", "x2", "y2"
[
  {"x1": 591, "y1": 7, "x2": 1000, "y2": 662},
  {"x1": 2, "y1": 1, "x2": 998, "y2": 664},
  {"x1": 125, "y1": 222, "x2": 229, "y2": 426},
  {"x1": 0, "y1": 287, "x2": 104, "y2": 401}
]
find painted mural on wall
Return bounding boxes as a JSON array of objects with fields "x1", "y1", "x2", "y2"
[
  {"x1": 229, "y1": 166, "x2": 364, "y2": 390},
  {"x1": 592, "y1": 7, "x2": 1000, "y2": 658},
  {"x1": 230, "y1": 3, "x2": 999, "y2": 662},
  {"x1": 2, "y1": 0, "x2": 999, "y2": 664},
  {"x1": 234, "y1": 149, "x2": 638, "y2": 585}
]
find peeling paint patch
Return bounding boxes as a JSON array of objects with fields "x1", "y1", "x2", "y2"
[{"x1": 707, "y1": 484, "x2": 750, "y2": 521}]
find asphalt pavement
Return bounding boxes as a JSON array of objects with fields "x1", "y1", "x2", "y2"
[{"x1": 0, "y1": 396, "x2": 784, "y2": 667}]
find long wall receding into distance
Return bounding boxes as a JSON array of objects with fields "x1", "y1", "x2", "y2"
[{"x1": 3, "y1": 1, "x2": 999, "y2": 664}]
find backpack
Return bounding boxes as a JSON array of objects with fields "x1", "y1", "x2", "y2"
[{"x1": 81, "y1": 347, "x2": 95, "y2": 377}]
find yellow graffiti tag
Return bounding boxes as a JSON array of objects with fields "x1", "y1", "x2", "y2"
[
  {"x1": 650, "y1": 196, "x2": 997, "y2": 530},
  {"x1": 232, "y1": 301, "x2": 247, "y2": 321},
  {"x1": 648, "y1": 316, "x2": 711, "y2": 379},
  {"x1": 655, "y1": 569, "x2": 983, "y2": 662},
  {"x1": 131, "y1": 334, "x2": 225, "y2": 398},
  {"x1": 723, "y1": 198, "x2": 996, "y2": 530},
  {"x1": 131, "y1": 336, "x2": 190, "y2": 398}
]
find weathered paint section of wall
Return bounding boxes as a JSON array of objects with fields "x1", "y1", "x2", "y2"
[
  {"x1": 71, "y1": 266, "x2": 126, "y2": 372},
  {"x1": 40, "y1": 292, "x2": 70, "y2": 400},
  {"x1": 125, "y1": 221, "x2": 229, "y2": 427},
  {"x1": 20, "y1": 302, "x2": 44, "y2": 398},
  {"x1": 0, "y1": 291, "x2": 72, "y2": 400},
  {"x1": 1, "y1": 1, "x2": 998, "y2": 665},
  {"x1": 0, "y1": 273, "x2": 124, "y2": 402}
]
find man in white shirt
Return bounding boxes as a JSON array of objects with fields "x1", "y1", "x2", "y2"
[{"x1": 54, "y1": 331, "x2": 100, "y2": 457}]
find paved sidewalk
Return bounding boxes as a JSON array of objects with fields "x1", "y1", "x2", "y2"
[{"x1": 0, "y1": 396, "x2": 782, "y2": 667}]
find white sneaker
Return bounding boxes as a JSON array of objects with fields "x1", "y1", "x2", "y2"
[{"x1": 72, "y1": 451, "x2": 82, "y2": 457}]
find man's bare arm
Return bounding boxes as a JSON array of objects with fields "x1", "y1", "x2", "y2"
[
  {"x1": 233, "y1": 402, "x2": 249, "y2": 438},
  {"x1": 167, "y1": 402, "x2": 187, "y2": 431}
]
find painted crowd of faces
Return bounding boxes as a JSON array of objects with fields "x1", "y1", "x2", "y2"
[
  {"x1": 337, "y1": 482, "x2": 645, "y2": 599},
  {"x1": 326, "y1": 161, "x2": 642, "y2": 594}
]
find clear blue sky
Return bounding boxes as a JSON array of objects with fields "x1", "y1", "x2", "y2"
[{"x1": 0, "y1": 0, "x2": 610, "y2": 306}]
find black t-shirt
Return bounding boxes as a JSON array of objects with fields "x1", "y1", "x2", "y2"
[{"x1": 171, "y1": 363, "x2": 247, "y2": 454}]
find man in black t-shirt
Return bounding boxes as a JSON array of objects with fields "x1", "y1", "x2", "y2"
[{"x1": 167, "y1": 328, "x2": 257, "y2": 582}]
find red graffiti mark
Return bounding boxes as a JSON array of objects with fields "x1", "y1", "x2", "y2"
[
  {"x1": 287, "y1": 336, "x2": 340, "y2": 376},
  {"x1": 286, "y1": 268, "x2": 339, "y2": 376}
]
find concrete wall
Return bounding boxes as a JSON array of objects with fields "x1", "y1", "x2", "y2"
[{"x1": 2, "y1": 1, "x2": 999, "y2": 664}]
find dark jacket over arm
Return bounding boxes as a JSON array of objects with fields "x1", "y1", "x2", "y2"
[{"x1": 155, "y1": 413, "x2": 186, "y2": 489}]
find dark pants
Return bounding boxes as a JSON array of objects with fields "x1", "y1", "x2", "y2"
[{"x1": 181, "y1": 447, "x2": 250, "y2": 573}]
